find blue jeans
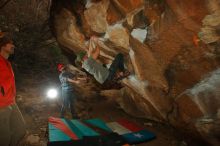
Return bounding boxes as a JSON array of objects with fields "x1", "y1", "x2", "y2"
[{"x1": 60, "y1": 89, "x2": 78, "y2": 118}]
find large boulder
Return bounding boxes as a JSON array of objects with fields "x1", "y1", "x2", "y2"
[
  {"x1": 84, "y1": 0, "x2": 109, "y2": 34},
  {"x1": 174, "y1": 69, "x2": 220, "y2": 145},
  {"x1": 54, "y1": 9, "x2": 86, "y2": 52},
  {"x1": 50, "y1": 0, "x2": 220, "y2": 145},
  {"x1": 105, "y1": 23, "x2": 130, "y2": 50}
]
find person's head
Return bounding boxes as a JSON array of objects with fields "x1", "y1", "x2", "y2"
[
  {"x1": 0, "y1": 32, "x2": 15, "y2": 56},
  {"x1": 57, "y1": 63, "x2": 65, "y2": 72},
  {"x1": 75, "y1": 51, "x2": 87, "y2": 64}
]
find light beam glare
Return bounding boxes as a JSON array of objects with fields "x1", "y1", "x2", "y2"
[{"x1": 47, "y1": 89, "x2": 58, "y2": 99}]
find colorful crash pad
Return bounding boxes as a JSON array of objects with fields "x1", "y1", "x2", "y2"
[
  {"x1": 48, "y1": 117, "x2": 80, "y2": 142},
  {"x1": 48, "y1": 117, "x2": 114, "y2": 143},
  {"x1": 116, "y1": 119, "x2": 143, "y2": 132},
  {"x1": 48, "y1": 123, "x2": 72, "y2": 142},
  {"x1": 107, "y1": 119, "x2": 156, "y2": 144},
  {"x1": 106, "y1": 122, "x2": 131, "y2": 135},
  {"x1": 48, "y1": 117, "x2": 155, "y2": 146},
  {"x1": 70, "y1": 119, "x2": 100, "y2": 136},
  {"x1": 85, "y1": 118, "x2": 112, "y2": 132},
  {"x1": 122, "y1": 130, "x2": 156, "y2": 144}
]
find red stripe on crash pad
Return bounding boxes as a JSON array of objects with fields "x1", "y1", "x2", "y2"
[
  {"x1": 49, "y1": 117, "x2": 79, "y2": 140},
  {"x1": 117, "y1": 119, "x2": 143, "y2": 132}
]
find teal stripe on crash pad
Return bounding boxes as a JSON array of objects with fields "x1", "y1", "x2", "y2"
[
  {"x1": 61, "y1": 119, "x2": 84, "y2": 139},
  {"x1": 71, "y1": 120, "x2": 99, "y2": 136},
  {"x1": 49, "y1": 122, "x2": 56, "y2": 130},
  {"x1": 85, "y1": 118, "x2": 112, "y2": 132},
  {"x1": 48, "y1": 123, "x2": 71, "y2": 142}
]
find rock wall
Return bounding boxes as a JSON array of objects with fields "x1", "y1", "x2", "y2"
[{"x1": 50, "y1": 0, "x2": 220, "y2": 145}]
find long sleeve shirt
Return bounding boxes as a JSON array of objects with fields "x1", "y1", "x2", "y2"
[
  {"x1": 0, "y1": 55, "x2": 16, "y2": 107},
  {"x1": 82, "y1": 57, "x2": 109, "y2": 84}
]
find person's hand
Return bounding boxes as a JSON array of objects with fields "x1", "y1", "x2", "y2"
[
  {"x1": 91, "y1": 36, "x2": 97, "y2": 41},
  {"x1": 75, "y1": 80, "x2": 80, "y2": 84},
  {"x1": 91, "y1": 36, "x2": 99, "y2": 44}
]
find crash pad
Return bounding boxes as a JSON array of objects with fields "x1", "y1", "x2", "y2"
[
  {"x1": 85, "y1": 118, "x2": 112, "y2": 132},
  {"x1": 70, "y1": 120, "x2": 100, "y2": 136},
  {"x1": 107, "y1": 119, "x2": 156, "y2": 144},
  {"x1": 48, "y1": 117, "x2": 155, "y2": 145},
  {"x1": 122, "y1": 130, "x2": 156, "y2": 144},
  {"x1": 116, "y1": 119, "x2": 143, "y2": 132},
  {"x1": 106, "y1": 122, "x2": 131, "y2": 135},
  {"x1": 48, "y1": 117, "x2": 111, "y2": 142}
]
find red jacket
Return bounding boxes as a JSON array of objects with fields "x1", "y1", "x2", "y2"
[{"x1": 0, "y1": 55, "x2": 16, "y2": 107}]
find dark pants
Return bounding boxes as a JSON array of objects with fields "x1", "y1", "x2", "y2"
[
  {"x1": 106, "y1": 53, "x2": 125, "y2": 81},
  {"x1": 0, "y1": 104, "x2": 26, "y2": 146},
  {"x1": 60, "y1": 89, "x2": 78, "y2": 118}
]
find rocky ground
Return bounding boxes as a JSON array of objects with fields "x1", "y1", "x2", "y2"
[{"x1": 16, "y1": 77, "x2": 204, "y2": 146}]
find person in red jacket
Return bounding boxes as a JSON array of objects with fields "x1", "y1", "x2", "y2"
[{"x1": 0, "y1": 32, "x2": 26, "y2": 146}]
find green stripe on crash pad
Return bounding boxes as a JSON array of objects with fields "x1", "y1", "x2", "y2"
[
  {"x1": 49, "y1": 123, "x2": 71, "y2": 142},
  {"x1": 71, "y1": 120, "x2": 100, "y2": 136},
  {"x1": 85, "y1": 118, "x2": 112, "y2": 132}
]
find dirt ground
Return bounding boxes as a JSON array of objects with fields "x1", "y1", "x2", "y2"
[{"x1": 16, "y1": 78, "x2": 204, "y2": 146}]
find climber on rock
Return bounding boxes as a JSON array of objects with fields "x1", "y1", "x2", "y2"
[
  {"x1": 58, "y1": 63, "x2": 87, "y2": 119},
  {"x1": 75, "y1": 36, "x2": 130, "y2": 85}
]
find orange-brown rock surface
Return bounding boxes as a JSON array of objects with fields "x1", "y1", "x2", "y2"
[{"x1": 50, "y1": 0, "x2": 220, "y2": 145}]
